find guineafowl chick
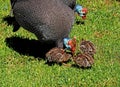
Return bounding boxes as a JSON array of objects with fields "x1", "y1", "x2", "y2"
[
  {"x1": 80, "y1": 39, "x2": 96, "y2": 56},
  {"x1": 73, "y1": 53, "x2": 94, "y2": 68},
  {"x1": 11, "y1": 0, "x2": 75, "y2": 48},
  {"x1": 46, "y1": 47, "x2": 72, "y2": 63}
]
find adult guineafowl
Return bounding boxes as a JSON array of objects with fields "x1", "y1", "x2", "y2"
[
  {"x1": 11, "y1": 0, "x2": 75, "y2": 48},
  {"x1": 61, "y1": 0, "x2": 76, "y2": 9}
]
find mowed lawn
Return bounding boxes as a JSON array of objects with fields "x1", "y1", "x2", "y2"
[{"x1": 0, "y1": 0, "x2": 120, "y2": 87}]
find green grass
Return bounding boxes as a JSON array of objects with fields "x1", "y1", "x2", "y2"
[{"x1": 0, "y1": 0, "x2": 120, "y2": 87}]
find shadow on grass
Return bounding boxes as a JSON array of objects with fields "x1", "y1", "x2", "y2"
[
  {"x1": 45, "y1": 61, "x2": 62, "y2": 66},
  {"x1": 116, "y1": 0, "x2": 120, "y2": 2},
  {"x1": 75, "y1": 20, "x2": 85, "y2": 25},
  {"x1": 5, "y1": 36, "x2": 56, "y2": 59},
  {"x1": 71, "y1": 64, "x2": 92, "y2": 70},
  {"x1": 3, "y1": 16, "x2": 20, "y2": 32},
  {"x1": 45, "y1": 59, "x2": 71, "y2": 66},
  {"x1": 3, "y1": 16, "x2": 15, "y2": 25}
]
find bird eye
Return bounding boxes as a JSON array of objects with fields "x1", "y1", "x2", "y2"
[{"x1": 83, "y1": 13, "x2": 86, "y2": 15}]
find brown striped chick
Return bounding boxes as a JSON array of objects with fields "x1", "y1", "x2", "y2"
[
  {"x1": 80, "y1": 39, "x2": 96, "y2": 56},
  {"x1": 73, "y1": 53, "x2": 94, "y2": 68},
  {"x1": 46, "y1": 47, "x2": 72, "y2": 64}
]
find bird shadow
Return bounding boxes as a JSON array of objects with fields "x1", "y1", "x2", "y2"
[
  {"x1": 75, "y1": 20, "x2": 85, "y2": 25},
  {"x1": 45, "y1": 59, "x2": 71, "y2": 66},
  {"x1": 5, "y1": 36, "x2": 56, "y2": 59},
  {"x1": 45, "y1": 61, "x2": 62, "y2": 66},
  {"x1": 116, "y1": 0, "x2": 120, "y2": 2},
  {"x1": 71, "y1": 64, "x2": 92, "y2": 69},
  {"x1": 3, "y1": 15, "x2": 20, "y2": 32},
  {"x1": 3, "y1": 15, "x2": 15, "y2": 26}
]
